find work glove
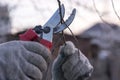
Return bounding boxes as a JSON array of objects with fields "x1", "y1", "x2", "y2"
[
  {"x1": 0, "y1": 40, "x2": 51, "y2": 80},
  {"x1": 52, "y1": 41, "x2": 93, "y2": 80}
]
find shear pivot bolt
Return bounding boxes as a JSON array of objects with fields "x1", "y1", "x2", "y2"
[
  {"x1": 34, "y1": 25, "x2": 43, "y2": 34},
  {"x1": 43, "y1": 26, "x2": 50, "y2": 33}
]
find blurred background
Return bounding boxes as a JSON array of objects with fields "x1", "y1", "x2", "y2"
[{"x1": 0, "y1": 0, "x2": 120, "y2": 80}]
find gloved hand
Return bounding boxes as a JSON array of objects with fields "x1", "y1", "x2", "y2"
[
  {"x1": 0, "y1": 40, "x2": 51, "y2": 80},
  {"x1": 52, "y1": 41, "x2": 93, "y2": 80}
]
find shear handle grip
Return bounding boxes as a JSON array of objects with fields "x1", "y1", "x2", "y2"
[
  {"x1": 19, "y1": 29, "x2": 52, "y2": 49},
  {"x1": 39, "y1": 39, "x2": 52, "y2": 49}
]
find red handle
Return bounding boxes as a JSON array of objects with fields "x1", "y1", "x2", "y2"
[
  {"x1": 39, "y1": 39, "x2": 52, "y2": 49},
  {"x1": 19, "y1": 29, "x2": 38, "y2": 41},
  {"x1": 19, "y1": 29, "x2": 52, "y2": 49}
]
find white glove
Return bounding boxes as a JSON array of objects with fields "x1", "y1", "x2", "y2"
[
  {"x1": 0, "y1": 40, "x2": 51, "y2": 80},
  {"x1": 52, "y1": 41, "x2": 93, "y2": 80}
]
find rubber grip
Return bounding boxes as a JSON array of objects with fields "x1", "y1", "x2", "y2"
[
  {"x1": 19, "y1": 29, "x2": 52, "y2": 49},
  {"x1": 40, "y1": 39, "x2": 52, "y2": 49},
  {"x1": 19, "y1": 29, "x2": 38, "y2": 41}
]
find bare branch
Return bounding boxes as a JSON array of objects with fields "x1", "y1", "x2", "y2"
[{"x1": 111, "y1": 0, "x2": 120, "y2": 21}]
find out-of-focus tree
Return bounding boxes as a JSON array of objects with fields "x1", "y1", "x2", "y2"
[{"x1": 0, "y1": 0, "x2": 120, "y2": 35}]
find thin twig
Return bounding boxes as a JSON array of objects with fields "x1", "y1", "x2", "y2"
[
  {"x1": 57, "y1": 0, "x2": 66, "y2": 44},
  {"x1": 92, "y1": 0, "x2": 106, "y2": 23},
  {"x1": 92, "y1": 0, "x2": 112, "y2": 28},
  {"x1": 57, "y1": 0, "x2": 80, "y2": 57},
  {"x1": 111, "y1": 0, "x2": 120, "y2": 21},
  {"x1": 57, "y1": 0, "x2": 63, "y2": 23}
]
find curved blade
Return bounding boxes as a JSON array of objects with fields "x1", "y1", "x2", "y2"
[
  {"x1": 42, "y1": 4, "x2": 65, "y2": 42},
  {"x1": 43, "y1": 4, "x2": 65, "y2": 28},
  {"x1": 54, "y1": 8, "x2": 76, "y2": 33}
]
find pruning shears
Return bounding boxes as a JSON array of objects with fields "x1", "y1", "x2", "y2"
[{"x1": 19, "y1": 4, "x2": 76, "y2": 49}]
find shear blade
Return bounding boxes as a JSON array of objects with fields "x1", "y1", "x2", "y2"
[
  {"x1": 42, "y1": 4, "x2": 65, "y2": 42},
  {"x1": 54, "y1": 8, "x2": 76, "y2": 33},
  {"x1": 43, "y1": 4, "x2": 65, "y2": 28}
]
